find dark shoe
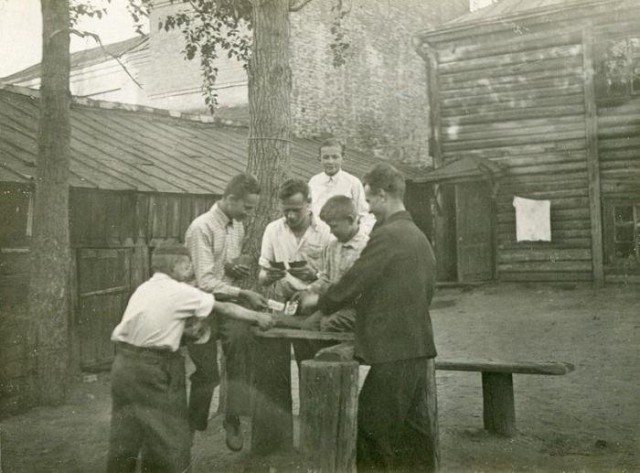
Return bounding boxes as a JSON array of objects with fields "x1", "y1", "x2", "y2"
[{"x1": 223, "y1": 418, "x2": 244, "y2": 452}]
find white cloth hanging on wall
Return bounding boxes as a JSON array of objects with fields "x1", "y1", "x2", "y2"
[{"x1": 512, "y1": 196, "x2": 551, "y2": 242}]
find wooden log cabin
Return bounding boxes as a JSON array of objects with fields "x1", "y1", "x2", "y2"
[
  {"x1": 414, "y1": 0, "x2": 640, "y2": 285},
  {"x1": 0, "y1": 85, "x2": 377, "y2": 415}
]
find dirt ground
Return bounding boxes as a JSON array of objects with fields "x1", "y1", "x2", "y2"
[{"x1": 1, "y1": 282, "x2": 639, "y2": 473}]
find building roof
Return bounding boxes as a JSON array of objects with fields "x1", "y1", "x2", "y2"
[
  {"x1": 1, "y1": 36, "x2": 149, "y2": 85},
  {"x1": 0, "y1": 86, "x2": 375, "y2": 195},
  {"x1": 446, "y1": 0, "x2": 590, "y2": 26},
  {"x1": 416, "y1": 0, "x2": 623, "y2": 42},
  {"x1": 415, "y1": 156, "x2": 506, "y2": 184}
]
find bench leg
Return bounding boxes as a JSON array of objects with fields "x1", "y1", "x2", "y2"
[{"x1": 481, "y1": 372, "x2": 515, "y2": 437}]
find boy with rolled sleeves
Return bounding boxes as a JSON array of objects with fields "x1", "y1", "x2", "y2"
[
  {"x1": 292, "y1": 195, "x2": 369, "y2": 362},
  {"x1": 107, "y1": 246, "x2": 273, "y2": 473}
]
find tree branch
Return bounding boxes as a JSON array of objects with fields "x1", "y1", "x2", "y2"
[
  {"x1": 69, "y1": 29, "x2": 144, "y2": 89},
  {"x1": 289, "y1": 0, "x2": 314, "y2": 12}
]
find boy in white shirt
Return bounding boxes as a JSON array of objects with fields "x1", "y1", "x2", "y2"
[
  {"x1": 308, "y1": 138, "x2": 375, "y2": 234},
  {"x1": 107, "y1": 246, "x2": 273, "y2": 473}
]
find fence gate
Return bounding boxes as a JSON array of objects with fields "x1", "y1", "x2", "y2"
[{"x1": 76, "y1": 248, "x2": 132, "y2": 370}]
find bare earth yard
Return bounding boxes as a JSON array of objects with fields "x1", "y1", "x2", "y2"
[{"x1": 1, "y1": 282, "x2": 639, "y2": 472}]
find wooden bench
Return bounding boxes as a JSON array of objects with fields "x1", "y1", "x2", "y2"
[
  {"x1": 251, "y1": 327, "x2": 574, "y2": 450},
  {"x1": 313, "y1": 340, "x2": 575, "y2": 437},
  {"x1": 435, "y1": 359, "x2": 574, "y2": 436}
]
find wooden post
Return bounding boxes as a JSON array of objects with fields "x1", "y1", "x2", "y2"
[
  {"x1": 426, "y1": 358, "x2": 440, "y2": 470},
  {"x1": 482, "y1": 372, "x2": 516, "y2": 437},
  {"x1": 582, "y1": 27, "x2": 605, "y2": 286},
  {"x1": 423, "y1": 43, "x2": 443, "y2": 169},
  {"x1": 250, "y1": 337, "x2": 293, "y2": 455},
  {"x1": 130, "y1": 239, "x2": 149, "y2": 290},
  {"x1": 300, "y1": 361, "x2": 358, "y2": 473}
]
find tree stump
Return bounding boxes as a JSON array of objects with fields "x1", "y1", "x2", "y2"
[
  {"x1": 250, "y1": 337, "x2": 293, "y2": 455},
  {"x1": 300, "y1": 360, "x2": 359, "y2": 473}
]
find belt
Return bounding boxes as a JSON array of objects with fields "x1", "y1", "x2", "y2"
[{"x1": 116, "y1": 342, "x2": 180, "y2": 359}]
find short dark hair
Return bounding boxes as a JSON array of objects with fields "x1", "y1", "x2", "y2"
[
  {"x1": 363, "y1": 163, "x2": 406, "y2": 199},
  {"x1": 151, "y1": 245, "x2": 190, "y2": 275},
  {"x1": 278, "y1": 178, "x2": 310, "y2": 201},
  {"x1": 320, "y1": 195, "x2": 357, "y2": 222},
  {"x1": 318, "y1": 137, "x2": 345, "y2": 157},
  {"x1": 223, "y1": 173, "x2": 261, "y2": 198}
]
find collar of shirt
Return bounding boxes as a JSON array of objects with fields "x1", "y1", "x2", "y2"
[
  {"x1": 385, "y1": 210, "x2": 412, "y2": 225},
  {"x1": 209, "y1": 202, "x2": 233, "y2": 227},
  {"x1": 342, "y1": 229, "x2": 368, "y2": 249},
  {"x1": 320, "y1": 169, "x2": 344, "y2": 185},
  {"x1": 150, "y1": 272, "x2": 173, "y2": 282}
]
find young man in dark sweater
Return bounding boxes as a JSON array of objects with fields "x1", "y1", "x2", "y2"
[{"x1": 301, "y1": 163, "x2": 438, "y2": 472}]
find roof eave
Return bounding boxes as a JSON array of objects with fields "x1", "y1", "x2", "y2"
[{"x1": 414, "y1": 0, "x2": 619, "y2": 47}]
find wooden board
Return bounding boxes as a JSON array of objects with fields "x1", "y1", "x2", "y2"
[
  {"x1": 312, "y1": 343, "x2": 576, "y2": 376},
  {"x1": 455, "y1": 182, "x2": 494, "y2": 282},
  {"x1": 252, "y1": 327, "x2": 354, "y2": 342},
  {"x1": 435, "y1": 360, "x2": 575, "y2": 375},
  {"x1": 76, "y1": 248, "x2": 132, "y2": 369}
]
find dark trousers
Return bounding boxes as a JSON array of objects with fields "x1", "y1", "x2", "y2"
[
  {"x1": 187, "y1": 335, "x2": 220, "y2": 431},
  {"x1": 107, "y1": 345, "x2": 190, "y2": 473},
  {"x1": 357, "y1": 357, "x2": 437, "y2": 473},
  {"x1": 187, "y1": 318, "x2": 254, "y2": 431}
]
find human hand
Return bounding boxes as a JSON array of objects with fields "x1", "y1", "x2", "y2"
[
  {"x1": 182, "y1": 317, "x2": 211, "y2": 344},
  {"x1": 287, "y1": 265, "x2": 317, "y2": 282},
  {"x1": 239, "y1": 290, "x2": 268, "y2": 311},
  {"x1": 262, "y1": 267, "x2": 287, "y2": 285},
  {"x1": 224, "y1": 261, "x2": 251, "y2": 279},
  {"x1": 254, "y1": 312, "x2": 275, "y2": 331},
  {"x1": 298, "y1": 291, "x2": 320, "y2": 314}
]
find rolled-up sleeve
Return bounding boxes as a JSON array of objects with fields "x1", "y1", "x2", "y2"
[{"x1": 259, "y1": 224, "x2": 276, "y2": 268}]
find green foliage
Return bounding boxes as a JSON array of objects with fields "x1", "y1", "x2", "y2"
[
  {"x1": 158, "y1": 1, "x2": 252, "y2": 113},
  {"x1": 69, "y1": 0, "x2": 111, "y2": 26}
]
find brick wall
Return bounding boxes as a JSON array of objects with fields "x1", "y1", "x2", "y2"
[
  {"x1": 290, "y1": 0, "x2": 468, "y2": 166},
  {"x1": 146, "y1": 0, "x2": 468, "y2": 163}
]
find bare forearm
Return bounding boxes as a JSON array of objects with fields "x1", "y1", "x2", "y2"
[{"x1": 213, "y1": 301, "x2": 261, "y2": 324}]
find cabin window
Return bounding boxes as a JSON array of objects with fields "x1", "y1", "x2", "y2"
[
  {"x1": 595, "y1": 36, "x2": 640, "y2": 98},
  {"x1": 605, "y1": 202, "x2": 640, "y2": 271}
]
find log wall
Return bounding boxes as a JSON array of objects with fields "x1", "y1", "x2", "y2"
[{"x1": 434, "y1": 29, "x2": 592, "y2": 281}]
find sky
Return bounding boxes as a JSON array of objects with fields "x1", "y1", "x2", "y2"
[{"x1": 0, "y1": 0, "x2": 148, "y2": 77}]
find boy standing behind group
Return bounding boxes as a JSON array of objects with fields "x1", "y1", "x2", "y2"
[
  {"x1": 309, "y1": 138, "x2": 375, "y2": 234},
  {"x1": 107, "y1": 246, "x2": 273, "y2": 473}
]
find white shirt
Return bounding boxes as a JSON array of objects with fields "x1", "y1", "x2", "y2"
[
  {"x1": 259, "y1": 215, "x2": 332, "y2": 299},
  {"x1": 308, "y1": 169, "x2": 375, "y2": 234},
  {"x1": 111, "y1": 273, "x2": 215, "y2": 352}
]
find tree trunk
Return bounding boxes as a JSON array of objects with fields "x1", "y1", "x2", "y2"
[
  {"x1": 27, "y1": 0, "x2": 72, "y2": 406},
  {"x1": 243, "y1": 0, "x2": 292, "y2": 284}
]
